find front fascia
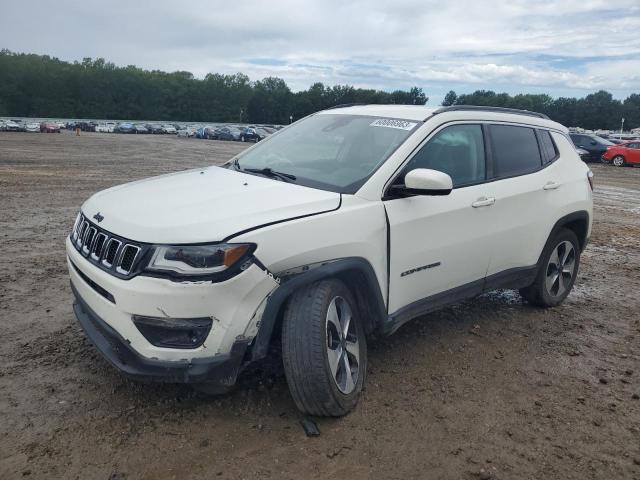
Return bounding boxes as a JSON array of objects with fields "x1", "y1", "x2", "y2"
[{"x1": 67, "y1": 236, "x2": 280, "y2": 362}]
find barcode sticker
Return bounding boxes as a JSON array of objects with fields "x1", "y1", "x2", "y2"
[{"x1": 370, "y1": 119, "x2": 417, "y2": 131}]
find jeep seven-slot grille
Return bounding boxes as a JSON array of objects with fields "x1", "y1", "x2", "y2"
[{"x1": 71, "y1": 213, "x2": 145, "y2": 278}]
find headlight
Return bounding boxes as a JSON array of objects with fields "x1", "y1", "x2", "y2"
[{"x1": 146, "y1": 243, "x2": 254, "y2": 276}]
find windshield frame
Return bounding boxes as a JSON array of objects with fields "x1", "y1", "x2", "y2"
[{"x1": 226, "y1": 113, "x2": 423, "y2": 194}]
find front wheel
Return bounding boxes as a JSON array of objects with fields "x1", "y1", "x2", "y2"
[
  {"x1": 612, "y1": 155, "x2": 625, "y2": 167},
  {"x1": 282, "y1": 279, "x2": 367, "y2": 416},
  {"x1": 520, "y1": 228, "x2": 580, "y2": 307}
]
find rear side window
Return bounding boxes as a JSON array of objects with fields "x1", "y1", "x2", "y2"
[
  {"x1": 537, "y1": 130, "x2": 558, "y2": 164},
  {"x1": 490, "y1": 125, "x2": 542, "y2": 178}
]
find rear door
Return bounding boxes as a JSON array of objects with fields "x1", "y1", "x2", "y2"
[
  {"x1": 384, "y1": 123, "x2": 494, "y2": 314},
  {"x1": 483, "y1": 125, "x2": 557, "y2": 282},
  {"x1": 626, "y1": 143, "x2": 640, "y2": 164}
]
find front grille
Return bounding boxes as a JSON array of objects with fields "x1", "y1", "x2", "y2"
[
  {"x1": 117, "y1": 245, "x2": 141, "y2": 274},
  {"x1": 71, "y1": 213, "x2": 147, "y2": 279}
]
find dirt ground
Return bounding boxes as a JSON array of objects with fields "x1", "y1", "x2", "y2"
[{"x1": 1, "y1": 131, "x2": 639, "y2": 480}]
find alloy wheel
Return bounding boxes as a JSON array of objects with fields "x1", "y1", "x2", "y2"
[
  {"x1": 326, "y1": 296, "x2": 359, "y2": 394},
  {"x1": 545, "y1": 240, "x2": 576, "y2": 298},
  {"x1": 613, "y1": 156, "x2": 624, "y2": 167}
]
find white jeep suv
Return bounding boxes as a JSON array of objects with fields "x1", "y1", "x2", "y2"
[{"x1": 68, "y1": 105, "x2": 593, "y2": 416}]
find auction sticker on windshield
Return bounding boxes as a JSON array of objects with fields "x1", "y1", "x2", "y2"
[{"x1": 370, "y1": 119, "x2": 417, "y2": 130}]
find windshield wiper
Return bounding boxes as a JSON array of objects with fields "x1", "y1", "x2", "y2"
[{"x1": 243, "y1": 167, "x2": 297, "y2": 182}]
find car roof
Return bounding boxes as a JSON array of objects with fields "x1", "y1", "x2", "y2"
[
  {"x1": 319, "y1": 104, "x2": 437, "y2": 121},
  {"x1": 319, "y1": 104, "x2": 567, "y2": 132}
]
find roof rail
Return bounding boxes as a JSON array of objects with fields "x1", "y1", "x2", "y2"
[
  {"x1": 326, "y1": 103, "x2": 367, "y2": 110},
  {"x1": 432, "y1": 105, "x2": 549, "y2": 120}
]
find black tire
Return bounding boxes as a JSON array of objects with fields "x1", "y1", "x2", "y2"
[
  {"x1": 612, "y1": 155, "x2": 626, "y2": 167},
  {"x1": 520, "y1": 228, "x2": 580, "y2": 308},
  {"x1": 282, "y1": 279, "x2": 367, "y2": 416}
]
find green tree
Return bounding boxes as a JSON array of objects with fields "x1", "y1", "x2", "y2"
[{"x1": 442, "y1": 90, "x2": 457, "y2": 106}]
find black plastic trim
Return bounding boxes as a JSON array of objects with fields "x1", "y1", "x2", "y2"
[
  {"x1": 70, "y1": 259, "x2": 115, "y2": 303},
  {"x1": 433, "y1": 105, "x2": 549, "y2": 119},
  {"x1": 384, "y1": 265, "x2": 538, "y2": 335},
  {"x1": 248, "y1": 257, "x2": 387, "y2": 361},
  {"x1": 71, "y1": 283, "x2": 248, "y2": 385},
  {"x1": 542, "y1": 210, "x2": 590, "y2": 254}
]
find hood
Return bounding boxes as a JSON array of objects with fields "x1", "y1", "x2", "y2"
[{"x1": 82, "y1": 166, "x2": 340, "y2": 244}]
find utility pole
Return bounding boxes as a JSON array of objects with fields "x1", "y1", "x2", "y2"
[{"x1": 621, "y1": 117, "x2": 625, "y2": 135}]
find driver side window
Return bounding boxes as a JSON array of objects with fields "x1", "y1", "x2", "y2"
[{"x1": 404, "y1": 124, "x2": 486, "y2": 187}]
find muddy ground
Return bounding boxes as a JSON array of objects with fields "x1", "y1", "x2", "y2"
[{"x1": 1, "y1": 131, "x2": 639, "y2": 480}]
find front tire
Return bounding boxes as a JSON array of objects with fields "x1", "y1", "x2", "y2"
[
  {"x1": 520, "y1": 228, "x2": 580, "y2": 307},
  {"x1": 612, "y1": 155, "x2": 625, "y2": 167},
  {"x1": 282, "y1": 279, "x2": 367, "y2": 417}
]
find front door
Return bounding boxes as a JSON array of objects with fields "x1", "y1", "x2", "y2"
[{"x1": 384, "y1": 123, "x2": 494, "y2": 314}]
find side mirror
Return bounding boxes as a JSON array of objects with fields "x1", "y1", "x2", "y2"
[
  {"x1": 590, "y1": 140, "x2": 597, "y2": 146},
  {"x1": 395, "y1": 168, "x2": 453, "y2": 196}
]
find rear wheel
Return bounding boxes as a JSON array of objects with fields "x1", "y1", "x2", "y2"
[
  {"x1": 520, "y1": 228, "x2": 580, "y2": 307},
  {"x1": 282, "y1": 279, "x2": 366, "y2": 416},
  {"x1": 612, "y1": 155, "x2": 625, "y2": 167}
]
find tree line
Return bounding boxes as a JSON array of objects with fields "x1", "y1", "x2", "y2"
[
  {"x1": 442, "y1": 90, "x2": 640, "y2": 130},
  {"x1": 1, "y1": 50, "x2": 638, "y2": 128},
  {"x1": 0, "y1": 50, "x2": 426, "y2": 124}
]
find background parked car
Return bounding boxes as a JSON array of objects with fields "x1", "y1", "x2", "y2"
[
  {"x1": 212, "y1": 126, "x2": 241, "y2": 141},
  {"x1": 258, "y1": 126, "x2": 277, "y2": 135},
  {"x1": 114, "y1": 122, "x2": 135, "y2": 134},
  {"x1": 195, "y1": 126, "x2": 217, "y2": 139},
  {"x1": 134, "y1": 124, "x2": 149, "y2": 134},
  {"x1": 161, "y1": 124, "x2": 177, "y2": 134},
  {"x1": 177, "y1": 127, "x2": 196, "y2": 137},
  {"x1": 146, "y1": 124, "x2": 164, "y2": 134},
  {"x1": 4, "y1": 120, "x2": 21, "y2": 132},
  {"x1": 256, "y1": 127, "x2": 274, "y2": 138},
  {"x1": 40, "y1": 122, "x2": 61, "y2": 133},
  {"x1": 96, "y1": 122, "x2": 116, "y2": 133},
  {"x1": 239, "y1": 126, "x2": 263, "y2": 143},
  {"x1": 72, "y1": 121, "x2": 96, "y2": 132},
  {"x1": 25, "y1": 122, "x2": 40, "y2": 133},
  {"x1": 601, "y1": 141, "x2": 640, "y2": 167},
  {"x1": 569, "y1": 133, "x2": 614, "y2": 162},
  {"x1": 575, "y1": 147, "x2": 590, "y2": 163}
]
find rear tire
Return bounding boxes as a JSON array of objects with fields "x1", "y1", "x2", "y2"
[
  {"x1": 612, "y1": 155, "x2": 625, "y2": 167},
  {"x1": 282, "y1": 279, "x2": 367, "y2": 417},
  {"x1": 520, "y1": 228, "x2": 580, "y2": 308}
]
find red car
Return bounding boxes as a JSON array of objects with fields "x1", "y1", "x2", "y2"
[
  {"x1": 602, "y1": 141, "x2": 640, "y2": 167},
  {"x1": 40, "y1": 122, "x2": 60, "y2": 133}
]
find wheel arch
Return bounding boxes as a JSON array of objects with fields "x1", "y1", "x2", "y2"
[
  {"x1": 247, "y1": 257, "x2": 387, "y2": 362},
  {"x1": 542, "y1": 211, "x2": 590, "y2": 262}
]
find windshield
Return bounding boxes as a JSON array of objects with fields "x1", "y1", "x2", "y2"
[{"x1": 231, "y1": 114, "x2": 419, "y2": 193}]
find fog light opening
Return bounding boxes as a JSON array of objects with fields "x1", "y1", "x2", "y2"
[{"x1": 132, "y1": 315, "x2": 213, "y2": 349}]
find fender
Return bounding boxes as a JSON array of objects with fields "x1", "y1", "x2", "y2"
[{"x1": 248, "y1": 257, "x2": 387, "y2": 361}]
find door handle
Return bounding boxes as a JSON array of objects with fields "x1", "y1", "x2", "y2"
[
  {"x1": 472, "y1": 196, "x2": 495, "y2": 208},
  {"x1": 543, "y1": 181, "x2": 561, "y2": 190}
]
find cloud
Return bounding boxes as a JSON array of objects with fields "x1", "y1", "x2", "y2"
[{"x1": 1, "y1": 0, "x2": 639, "y2": 101}]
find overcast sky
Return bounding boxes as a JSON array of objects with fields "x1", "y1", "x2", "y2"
[{"x1": 2, "y1": 0, "x2": 639, "y2": 104}]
